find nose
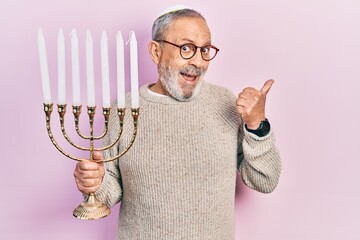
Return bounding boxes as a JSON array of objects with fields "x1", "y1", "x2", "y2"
[{"x1": 188, "y1": 48, "x2": 205, "y2": 68}]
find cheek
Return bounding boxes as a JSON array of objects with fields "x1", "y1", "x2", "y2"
[
  {"x1": 161, "y1": 52, "x2": 188, "y2": 68},
  {"x1": 203, "y1": 62, "x2": 210, "y2": 72}
]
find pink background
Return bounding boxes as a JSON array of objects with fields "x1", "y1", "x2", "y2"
[{"x1": 1, "y1": 0, "x2": 359, "y2": 239}]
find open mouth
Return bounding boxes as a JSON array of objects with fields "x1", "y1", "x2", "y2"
[{"x1": 180, "y1": 72, "x2": 198, "y2": 83}]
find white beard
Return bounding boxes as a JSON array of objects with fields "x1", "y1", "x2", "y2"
[{"x1": 158, "y1": 64, "x2": 205, "y2": 102}]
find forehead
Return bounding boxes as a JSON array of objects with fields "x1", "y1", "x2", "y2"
[{"x1": 165, "y1": 17, "x2": 211, "y2": 44}]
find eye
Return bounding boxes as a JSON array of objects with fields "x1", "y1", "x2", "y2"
[
  {"x1": 181, "y1": 44, "x2": 192, "y2": 52},
  {"x1": 201, "y1": 46, "x2": 210, "y2": 54}
]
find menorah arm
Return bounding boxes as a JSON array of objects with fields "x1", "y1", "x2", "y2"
[
  {"x1": 44, "y1": 104, "x2": 139, "y2": 163},
  {"x1": 57, "y1": 105, "x2": 124, "y2": 152},
  {"x1": 44, "y1": 103, "x2": 88, "y2": 162},
  {"x1": 58, "y1": 104, "x2": 92, "y2": 151},
  {"x1": 75, "y1": 124, "x2": 109, "y2": 140},
  {"x1": 101, "y1": 108, "x2": 139, "y2": 163},
  {"x1": 72, "y1": 105, "x2": 110, "y2": 140}
]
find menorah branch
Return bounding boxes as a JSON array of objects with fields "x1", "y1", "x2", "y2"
[
  {"x1": 44, "y1": 103, "x2": 139, "y2": 162},
  {"x1": 44, "y1": 103, "x2": 88, "y2": 161},
  {"x1": 101, "y1": 108, "x2": 139, "y2": 163},
  {"x1": 58, "y1": 104, "x2": 92, "y2": 151},
  {"x1": 72, "y1": 105, "x2": 110, "y2": 140},
  {"x1": 58, "y1": 105, "x2": 126, "y2": 152}
]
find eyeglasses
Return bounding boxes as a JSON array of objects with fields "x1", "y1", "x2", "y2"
[{"x1": 156, "y1": 40, "x2": 219, "y2": 61}]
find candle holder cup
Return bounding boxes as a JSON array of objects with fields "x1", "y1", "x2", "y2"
[{"x1": 44, "y1": 103, "x2": 139, "y2": 220}]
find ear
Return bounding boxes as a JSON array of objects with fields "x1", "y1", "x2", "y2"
[{"x1": 148, "y1": 40, "x2": 161, "y2": 64}]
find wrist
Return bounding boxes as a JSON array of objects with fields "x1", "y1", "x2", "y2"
[
  {"x1": 245, "y1": 118, "x2": 271, "y2": 137},
  {"x1": 245, "y1": 117, "x2": 266, "y2": 130},
  {"x1": 245, "y1": 120, "x2": 262, "y2": 130}
]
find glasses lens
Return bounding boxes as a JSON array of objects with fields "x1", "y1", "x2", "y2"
[
  {"x1": 201, "y1": 46, "x2": 217, "y2": 60},
  {"x1": 180, "y1": 44, "x2": 196, "y2": 59}
]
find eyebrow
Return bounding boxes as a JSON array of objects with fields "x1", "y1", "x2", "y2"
[{"x1": 180, "y1": 38, "x2": 212, "y2": 45}]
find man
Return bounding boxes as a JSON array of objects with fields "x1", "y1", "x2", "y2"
[{"x1": 74, "y1": 7, "x2": 281, "y2": 239}]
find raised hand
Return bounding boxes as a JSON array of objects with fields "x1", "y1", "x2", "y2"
[{"x1": 236, "y1": 79, "x2": 274, "y2": 129}]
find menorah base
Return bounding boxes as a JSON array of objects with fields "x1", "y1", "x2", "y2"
[{"x1": 73, "y1": 193, "x2": 111, "y2": 220}]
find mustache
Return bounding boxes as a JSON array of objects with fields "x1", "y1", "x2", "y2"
[{"x1": 179, "y1": 66, "x2": 203, "y2": 76}]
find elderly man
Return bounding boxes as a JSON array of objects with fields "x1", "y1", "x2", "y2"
[{"x1": 74, "y1": 8, "x2": 281, "y2": 239}]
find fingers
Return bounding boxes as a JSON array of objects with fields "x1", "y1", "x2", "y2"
[
  {"x1": 76, "y1": 164, "x2": 103, "y2": 178},
  {"x1": 237, "y1": 97, "x2": 251, "y2": 109},
  {"x1": 260, "y1": 79, "x2": 274, "y2": 95},
  {"x1": 236, "y1": 80, "x2": 271, "y2": 127},
  {"x1": 92, "y1": 151, "x2": 103, "y2": 161},
  {"x1": 74, "y1": 154, "x2": 105, "y2": 194},
  {"x1": 237, "y1": 90, "x2": 261, "y2": 108},
  {"x1": 74, "y1": 177, "x2": 102, "y2": 194}
]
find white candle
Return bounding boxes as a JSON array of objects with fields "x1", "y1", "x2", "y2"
[
  {"x1": 57, "y1": 28, "x2": 66, "y2": 105},
  {"x1": 129, "y1": 31, "x2": 139, "y2": 108},
  {"x1": 101, "y1": 31, "x2": 111, "y2": 108},
  {"x1": 116, "y1": 31, "x2": 125, "y2": 108},
  {"x1": 70, "y1": 29, "x2": 81, "y2": 106},
  {"x1": 86, "y1": 30, "x2": 95, "y2": 107},
  {"x1": 37, "y1": 28, "x2": 52, "y2": 104}
]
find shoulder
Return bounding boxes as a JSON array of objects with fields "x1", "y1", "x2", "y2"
[
  {"x1": 200, "y1": 81, "x2": 241, "y2": 124},
  {"x1": 200, "y1": 81, "x2": 237, "y2": 106}
]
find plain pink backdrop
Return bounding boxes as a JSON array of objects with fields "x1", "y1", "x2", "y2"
[{"x1": 1, "y1": 0, "x2": 359, "y2": 239}]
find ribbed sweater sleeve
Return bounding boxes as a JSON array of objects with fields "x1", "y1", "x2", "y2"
[
  {"x1": 232, "y1": 89, "x2": 281, "y2": 193},
  {"x1": 238, "y1": 128, "x2": 282, "y2": 193},
  {"x1": 200, "y1": 84, "x2": 281, "y2": 193}
]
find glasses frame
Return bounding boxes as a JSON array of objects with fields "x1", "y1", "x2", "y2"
[{"x1": 156, "y1": 40, "x2": 219, "y2": 61}]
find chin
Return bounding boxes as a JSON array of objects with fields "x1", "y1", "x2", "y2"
[
  {"x1": 159, "y1": 63, "x2": 205, "y2": 102},
  {"x1": 178, "y1": 79, "x2": 203, "y2": 101}
]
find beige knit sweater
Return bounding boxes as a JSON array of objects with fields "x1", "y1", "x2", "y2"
[{"x1": 95, "y1": 81, "x2": 281, "y2": 239}]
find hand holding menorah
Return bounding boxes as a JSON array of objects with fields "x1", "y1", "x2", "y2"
[
  {"x1": 74, "y1": 151, "x2": 105, "y2": 195},
  {"x1": 38, "y1": 28, "x2": 139, "y2": 220}
]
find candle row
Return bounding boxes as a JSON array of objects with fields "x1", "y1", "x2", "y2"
[{"x1": 37, "y1": 28, "x2": 139, "y2": 108}]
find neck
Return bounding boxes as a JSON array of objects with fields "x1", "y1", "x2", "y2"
[{"x1": 149, "y1": 80, "x2": 169, "y2": 96}]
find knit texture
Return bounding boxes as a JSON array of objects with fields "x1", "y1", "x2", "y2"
[{"x1": 95, "y1": 81, "x2": 281, "y2": 239}]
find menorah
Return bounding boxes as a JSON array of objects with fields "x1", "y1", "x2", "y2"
[{"x1": 38, "y1": 28, "x2": 140, "y2": 220}]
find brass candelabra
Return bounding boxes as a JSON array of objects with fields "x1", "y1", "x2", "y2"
[
  {"x1": 43, "y1": 103, "x2": 139, "y2": 220},
  {"x1": 38, "y1": 28, "x2": 140, "y2": 220}
]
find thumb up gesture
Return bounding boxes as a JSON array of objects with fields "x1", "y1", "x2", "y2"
[{"x1": 236, "y1": 79, "x2": 274, "y2": 129}]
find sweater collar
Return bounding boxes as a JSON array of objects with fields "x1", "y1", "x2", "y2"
[{"x1": 140, "y1": 82, "x2": 209, "y2": 105}]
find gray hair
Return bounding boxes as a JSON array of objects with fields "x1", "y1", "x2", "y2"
[{"x1": 152, "y1": 9, "x2": 206, "y2": 41}]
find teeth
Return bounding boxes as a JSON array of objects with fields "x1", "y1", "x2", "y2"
[
  {"x1": 182, "y1": 73, "x2": 195, "y2": 77},
  {"x1": 180, "y1": 72, "x2": 197, "y2": 82}
]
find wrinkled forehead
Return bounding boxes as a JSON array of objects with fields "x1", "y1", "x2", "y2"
[{"x1": 165, "y1": 17, "x2": 212, "y2": 44}]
